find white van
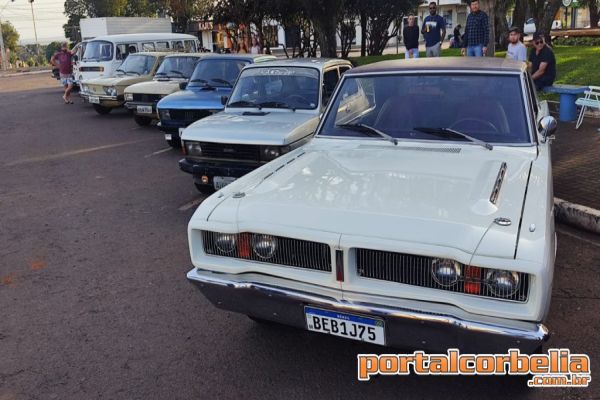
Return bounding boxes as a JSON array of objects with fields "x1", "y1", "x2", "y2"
[{"x1": 78, "y1": 33, "x2": 199, "y2": 82}]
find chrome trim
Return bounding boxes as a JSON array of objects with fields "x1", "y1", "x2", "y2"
[
  {"x1": 187, "y1": 268, "x2": 549, "y2": 352},
  {"x1": 490, "y1": 162, "x2": 508, "y2": 204}
]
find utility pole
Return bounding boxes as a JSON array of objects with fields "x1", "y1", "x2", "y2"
[{"x1": 28, "y1": 0, "x2": 38, "y2": 55}]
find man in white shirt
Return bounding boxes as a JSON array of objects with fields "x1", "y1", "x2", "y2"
[{"x1": 506, "y1": 27, "x2": 527, "y2": 62}]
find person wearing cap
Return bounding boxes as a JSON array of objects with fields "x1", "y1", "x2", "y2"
[
  {"x1": 506, "y1": 27, "x2": 527, "y2": 62},
  {"x1": 461, "y1": 0, "x2": 489, "y2": 57},
  {"x1": 529, "y1": 32, "x2": 556, "y2": 91},
  {"x1": 50, "y1": 42, "x2": 77, "y2": 104}
]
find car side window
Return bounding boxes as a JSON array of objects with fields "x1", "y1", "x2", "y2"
[
  {"x1": 339, "y1": 66, "x2": 351, "y2": 76},
  {"x1": 526, "y1": 73, "x2": 539, "y2": 115},
  {"x1": 322, "y1": 68, "x2": 340, "y2": 105}
]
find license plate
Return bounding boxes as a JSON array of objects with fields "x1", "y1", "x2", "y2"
[
  {"x1": 137, "y1": 105, "x2": 153, "y2": 114},
  {"x1": 89, "y1": 96, "x2": 100, "y2": 104},
  {"x1": 213, "y1": 176, "x2": 237, "y2": 190},
  {"x1": 164, "y1": 133, "x2": 172, "y2": 141},
  {"x1": 178, "y1": 127, "x2": 185, "y2": 137},
  {"x1": 305, "y1": 307, "x2": 385, "y2": 345}
]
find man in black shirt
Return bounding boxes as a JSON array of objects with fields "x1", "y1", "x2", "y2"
[
  {"x1": 403, "y1": 15, "x2": 420, "y2": 58},
  {"x1": 529, "y1": 32, "x2": 556, "y2": 91}
]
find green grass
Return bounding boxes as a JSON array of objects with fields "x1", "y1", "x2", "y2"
[{"x1": 350, "y1": 45, "x2": 600, "y2": 87}]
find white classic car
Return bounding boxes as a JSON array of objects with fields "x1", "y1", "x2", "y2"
[
  {"x1": 186, "y1": 58, "x2": 557, "y2": 353},
  {"x1": 179, "y1": 58, "x2": 353, "y2": 193},
  {"x1": 124, "y1": 53, "x2": 204, "y2": 126}
]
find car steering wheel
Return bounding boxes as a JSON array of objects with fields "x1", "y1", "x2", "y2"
[
  {"x1": 450, "y1": 118, "x2": 499, "y2": 133},
  {"x1": 284, "y1": 94, "x2": 311, "y2": 106}
]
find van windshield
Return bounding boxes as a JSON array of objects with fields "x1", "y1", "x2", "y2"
[{"x1": 82, "y1": 40, "x2": 113, "y2": 62}]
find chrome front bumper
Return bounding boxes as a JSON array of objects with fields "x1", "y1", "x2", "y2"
[{"x1": 187, "y1": 268, "x2": 549, "y2": 353}]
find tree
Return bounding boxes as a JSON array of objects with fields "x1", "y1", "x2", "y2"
[
  {"x1": 1, "y1": 21, "x2": 19, "y2": 52},
  {"x1": 528, "y1": 0, "x2": 563, "y2": 42},
  {"x1": 511, "y1": 0, "x2": 528, "y2": 34},
  {"x1": 579, "y1": 0, "x2": 599, "y2": 27},
  {"x1": 359, "y1": 0, "x2": 418, "y2": 56},
  {"x1": 299, "y1": 0, "x2": 344, "y2": 57},
  {"x1": 45, "y1": 41, "x2": 62, "y2": 62}
]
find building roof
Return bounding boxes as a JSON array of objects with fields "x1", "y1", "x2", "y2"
[
  {"x1": 348, "y1": 57, "x2": 527, "y2": 75},
  {"x1": 245, "y1": 58, "x2": 353, "y2": 70}
]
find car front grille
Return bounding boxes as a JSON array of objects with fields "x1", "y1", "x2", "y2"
[
  {"x1": 168, "y1": 109, "x2": 212, "y2": 122},
  {"x1": 133, "y1": 94, "x2": 161, "y2": 103},
  {"x1": 355, "y1": 248, "x2": 529, "y2": 302},
  {"x1": 80, "y1": 66, "x2": 103, "y2": 72},
  {"x1": 202, "y1": 231, "x2": 332, "y2": 272},
  {"x1": 198, "y1": 142, "x2": 260, "y2": 161}
]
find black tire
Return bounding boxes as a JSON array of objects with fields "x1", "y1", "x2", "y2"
[
  {"x1": 167, "y1": 136, "x2": 181, "y2": 148},
  {"x1": 194, "y1": 182, "x2": 215, "y2": 195},
  {"x1": 92, "y1": 104, "x2": 112, "y2": 115},
  {"x1": 134, "y1": 115, "x2": 152, "y2": 126},
  {"x1": 247, "y1": 315, "x2": 276, "y2": 325}
]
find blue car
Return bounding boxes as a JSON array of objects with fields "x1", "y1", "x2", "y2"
[{"x1": 156, "y1": 53, "x2": 276, "y2": 148}]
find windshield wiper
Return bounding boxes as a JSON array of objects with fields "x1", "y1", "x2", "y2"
[
  {"x1": 335, "y1": 123, "x2": 398, "y2": 145},
  {"x1": 257, "y1": 101, "x2": 295, "y2": 111},
  {"x1": 116, "y1": 68, "x2": 126, "y2": 74},
  {"x1": 210, "y1": 78, "x2": 232, "y2": 87},
  {"x1": 228, "y1": 100, "x2": 258, "y2": 108},
  {"x1": 169, "y1": 70, "x2": 185, "y2": 77},
  {"x1": 190, "y1": 78, "x2": 208, "y2": 83},
  {"x1": 412, "y1": 127, "x2": 493, "y2": 150}
]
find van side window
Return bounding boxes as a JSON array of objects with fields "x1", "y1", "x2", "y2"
[
  {"x1": 156, "y1": 41, "x2": 170, "y2": 50},
  {"x1": 172, "y1": 41, "x2": 184, "y2": 51},
  {"x1": 184, "y1": 40, "x2": 196, "y2": 52},
  {"x1": 322, "y1": 68, "x2": 340, "y2": 105},
  {"x1": 142, "y1": 42, "x2": 155, "y2": 51},
  {"x1": 116, "y1": 44, "x2": 138, "y2": 60}
]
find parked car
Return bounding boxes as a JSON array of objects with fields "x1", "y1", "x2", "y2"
[
  {"x1": 80, "y1": 52, "x2": 170, "y2": 115},
  {"x1": 124, "y1": 53, "x2": 205, "y2": 126},
  {"x1": 179, "y1": 58, "x2": 353, "y2": 193},
  {"x1": 156, "y1": 54, "x2": 276, "y2": 148},
  {"x1": 186, "y1": 57, "x2": 557, "y2": 353}
]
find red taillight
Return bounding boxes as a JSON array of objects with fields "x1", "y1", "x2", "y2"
[
  {"x1": 238, "y1": 233, "x2": 251, "y2": 258},
  {"x1": 464, "y1": 266, "x2": 482, "y2": 294}
]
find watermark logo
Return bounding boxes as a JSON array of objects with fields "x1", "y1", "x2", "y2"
[{"x1": 357, "y1": 349, "x2": 591, "y2": 387}]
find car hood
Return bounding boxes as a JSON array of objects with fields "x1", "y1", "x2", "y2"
[
  {"x1": 125, "y1": 79, "x2": 183, "y2": 95},
  {"x1": 85, "y1": 75, "x2": 150, "y2": 87},
  {"x1": 213, "y1": 139, "x2": 536, "y2": 257},
  {"x1": 181, "y1": 110, "x2": 319, "y2": 145},
  {"x1": 157, "y1": 87, "x2": 231, "y2": 110}
]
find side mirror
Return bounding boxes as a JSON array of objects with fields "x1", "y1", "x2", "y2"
[
  {"x1": 179, "y1": 81, "x2": 187, "y2": 90},
  {"x1": 539, "y1": 115, "x2": 557, "y2": 143},
  {"x1": 220, "y1": 95, "x2": 228, "y2": 106}
]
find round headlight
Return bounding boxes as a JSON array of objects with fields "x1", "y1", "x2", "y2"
[
  {"x1": 215, "y1": 233, "x2": 236, "y2": 254},
  {"x1": 125, "y1": 93, "x2": 133, "y2": 101},
  {"x1": 262, "y1": 147, "x2": 280, "y2": 161},
  {"x1": 486, "y1": 270, "x2": 520, "y2": 297},
  {"x1": 431, "y1": 258, "x2": 461, "y2": 287},
  {"x1": 252, "y1": 234, "x2": 277, "y2": 259},
  {"x1": 160, "y1": 109, "x2": 171, "y2": 120}
]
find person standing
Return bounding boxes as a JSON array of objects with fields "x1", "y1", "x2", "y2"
[
  {"x1": 529, "y1": 33, "x2": 556, "y2": 91},
  {"x1": 506, "y1": 27, "x2": 527, "y2": 62},
  {"x1": 250, "y1": 37, "x2": 262, "y2": 54},
  {"x1": 453, "y1": 24, "x2": 462, "y2": 48},
  {"x1": 461, "y1": 0, "x2": 489, "y2": 57},
  {"x1": 421, "y1": 2, "x2": 446, "y2": 57},
  {"x1": 50, "y1": 42, "x2": 76, "y2": 104},
  {"x1": 403, "y1": 15, "x2": 420, "y2": 59}
]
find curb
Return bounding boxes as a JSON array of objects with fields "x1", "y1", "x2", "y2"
[
  {"x1": 0, "y1": 69, "x2": 51, "y2": 78},
  {"x1": 554, "y1": 197, "x2": 600, "y2": 234}
]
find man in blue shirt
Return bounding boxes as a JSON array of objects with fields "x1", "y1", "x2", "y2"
[
  {"x1": 421, "y1": 2, "x2": 446, "y2": 57},
  {"x1": 461, "y1": 0, "x2": 489, "y2": 57}
]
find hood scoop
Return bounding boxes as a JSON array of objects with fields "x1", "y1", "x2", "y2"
[
  {"x1": 243, "y1": 111, "x2": 270, "y2": 116},
  {"x1": 489, "y1": 162, "x2": 507, "y2": 204}
]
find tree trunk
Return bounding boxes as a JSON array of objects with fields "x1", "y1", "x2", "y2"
[
  {"x1": 536, "y1": 0, "x2": 562, "y2": 43},
  {"x1": 512, "y1": 0, "x2": 527, "y2": 32},
  {"x1": 480, "y1": 0, "x2": 497, "y2": 56},
  {"x1": 495, "y1": 0, "x2": 510, "y2": 51},
  {"x1": 590, "y1": 0, "x2": 599, "y2": 28},
  {"x1": 315, "y1": 18, "x2": 338, "y2": 57},
  {"x1": 360, "y1": 10, "x2": 367, "y2": 57}
]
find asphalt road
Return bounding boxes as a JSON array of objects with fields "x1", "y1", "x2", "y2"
[{"x1": 1, "y1": 75, "x2": 599, "y2": 400}]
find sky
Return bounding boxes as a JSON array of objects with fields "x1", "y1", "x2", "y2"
[{"x1": 1, "y1": 0, "x2": 67, "y2": 44}]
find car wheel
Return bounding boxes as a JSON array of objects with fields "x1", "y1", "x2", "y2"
[
  {"x1": 167, "y1": 136, "x2": 181, "y2": 148},
  {"x1": 134, "y1": 115, "x2": 152, "y2": 126},
  {"x1": 194, "y1": 183, "x2": 215, "y2": 195},
  {"x1": 247, "y1": 315, "x2": 278, "y2": 325},
  {"x1": 92, "y1": 104, "x2": 112, "y2": 115}
]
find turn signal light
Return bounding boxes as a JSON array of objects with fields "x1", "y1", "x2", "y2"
[
  {"x1": 464, "y1": 266, "x2": 482, "y2": 295},
  {"x1": 238, "y1": 233, "x2": 252, "y2": 258}
]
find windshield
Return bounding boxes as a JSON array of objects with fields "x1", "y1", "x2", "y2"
[
  {"x1": 155, "y1": 56, "x2": 199, "y2": 79},
  {"x1": 320, "y1": 74, "x2": 531, "y2": 144},
  {"x1": 117, "y1": 54, "x2": 156, "y2": 76},
  {"x1": 228, "y1": 66, "x2": 320, "y2": 110},
  {"x1": 188, "y1": 58, "x2": 249, "y2": 88},
  {"x1": 82, "y1": 40, "x2": 113, "y2": 62}
]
